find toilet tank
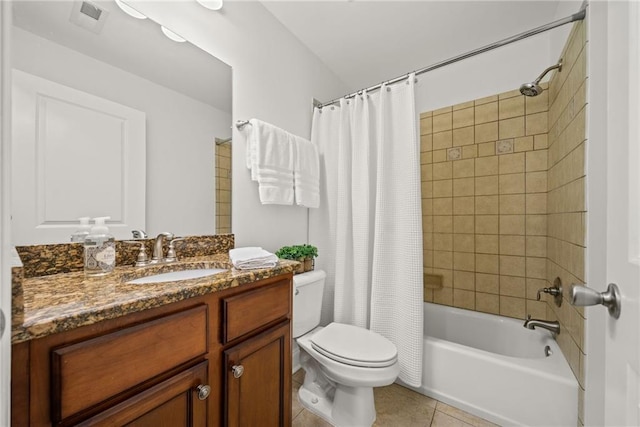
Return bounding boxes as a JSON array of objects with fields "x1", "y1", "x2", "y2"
[{"x1": 292, "y1": 270, "x2": 326, "y2": 338}]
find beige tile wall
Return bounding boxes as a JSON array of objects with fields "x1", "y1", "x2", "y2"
[
  {"x1": 216, "y1": 142, "x2": 232, "y2": 234},
  {"x1": 546, "y1": 21, "x2": 587, "y2": 426},
  {"x1": 420, "y1": 20, "x2": 587, "y2": 426},
  {"x1": 421, "y1": 87, "x2": 550, "y2": 320}
]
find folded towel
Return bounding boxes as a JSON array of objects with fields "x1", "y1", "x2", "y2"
[
  {"x1": 246, "y1": 119, "x2": 294, "y2": 205},
  {"x1": 292, "y1": 134, "x2": 320, "y2": 208},
  {"x1": 229, "y1": 247, "x2": 278, "y2": 270}
]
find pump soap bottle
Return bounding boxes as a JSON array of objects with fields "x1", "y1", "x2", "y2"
[
  {"x1": 84, "y1": 216, "x2": 116, "y2": 276},
  {"x1": 71, "y1": 217, "x2": 92, "y2": 242}
]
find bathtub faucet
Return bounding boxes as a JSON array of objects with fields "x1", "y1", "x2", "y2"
[{"x1": 523, "y1": 316, "x2": 560, "y2": 336}]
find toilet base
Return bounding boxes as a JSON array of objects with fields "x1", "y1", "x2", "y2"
[
  {"x1": 299, "y1": 383, "x2": 376, "y2": 427},
  {"x1": 298, "y1": 353, "x2": 376, "y2": 427}
]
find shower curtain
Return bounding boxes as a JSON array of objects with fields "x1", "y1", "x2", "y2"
[{"x1": 309, "y1": 74, "x2": 423, "y2": 386}]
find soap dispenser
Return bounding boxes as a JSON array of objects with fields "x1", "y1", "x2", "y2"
[
  {"x1": 70, "y1": 217, "x2": 92, "y2": 243},
  {"x1": 84, "y1": 216, "x2": 116, "y2": 276}
]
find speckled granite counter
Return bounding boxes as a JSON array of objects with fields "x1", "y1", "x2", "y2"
[{"x1": 12, "y1": 255, "x2": 298, "y2": 344}]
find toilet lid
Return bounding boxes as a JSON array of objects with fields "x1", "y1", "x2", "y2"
[{"x1": 310, "y1": 323, "x2": 397, "y2": 368}]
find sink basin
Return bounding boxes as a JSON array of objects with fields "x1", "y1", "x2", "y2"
[{"x1": 127, "y1": 268, "x2": 227, "y2": 284}]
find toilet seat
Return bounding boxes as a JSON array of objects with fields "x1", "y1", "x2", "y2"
[{"x1": 310, "y1": 323, "x2": 397, "y2": 368}]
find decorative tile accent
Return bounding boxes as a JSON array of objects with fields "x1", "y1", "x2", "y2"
[
  {"x1": 447, "y1": 147, "x2": 462, "y2": 161},
  {"x1": 496, "y1": 138, "x2": 514, "y2": 155}
]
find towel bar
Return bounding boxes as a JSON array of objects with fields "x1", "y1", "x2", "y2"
[{"x1": 235, "y1": 120, "x2": 250, "y2": 130}]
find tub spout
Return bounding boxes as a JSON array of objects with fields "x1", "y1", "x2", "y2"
[{"x1": 523, "y1": 316, "x2": 560, "y2": 336}]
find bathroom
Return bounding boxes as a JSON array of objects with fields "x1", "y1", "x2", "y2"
[{"x1": 0, "y1": 0, "x2": 639, "y2": 426}]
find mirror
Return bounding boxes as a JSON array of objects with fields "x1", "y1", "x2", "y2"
[{"x1": 10, "y1": 0, "x2": 232, "y2": 245}]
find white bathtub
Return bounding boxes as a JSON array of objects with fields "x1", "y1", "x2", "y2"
[{"x1": 399, "y1": 303, "x2": 578, "y2": 427}]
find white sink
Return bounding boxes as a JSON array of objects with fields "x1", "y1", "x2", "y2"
[{"x1": 127, "y1": 268, "x2": 227, "y2": 284}]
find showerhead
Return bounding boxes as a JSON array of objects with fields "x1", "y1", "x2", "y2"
[
  {"x1": 519, "y1": 82, "x2": 544, "y2": 97},
  {"x1": 519, "y1": 59, "x2": 563, "y2": 97}
]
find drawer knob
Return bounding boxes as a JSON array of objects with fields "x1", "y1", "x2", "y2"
[
  {"x1": 196, "y1": 384, "x2": 211, "y2": 400},
  {"x1": 231, "y1": 364, "x2": 244, "y2": 379}
]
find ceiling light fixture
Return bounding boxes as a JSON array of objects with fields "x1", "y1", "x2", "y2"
[
  {"x1": 114, "y1": 0, "x2": 146, "y2": 19},
  {"x1": 160, "y1": 26, "x2": 186, "y2": 43},
  {"x1": 196, "y1": 0, "x2": 223, "y2": 11}
]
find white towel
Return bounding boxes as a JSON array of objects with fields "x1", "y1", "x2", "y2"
[
  {"x1": 246, "y1": 119, "x2": 294, "y2": 205},
  {"x1": 292, "y1": 134, "x2": 320, "y2": 208},
  {"x1": 229, "y1": 247, "x2": 278, "y2": 270}
]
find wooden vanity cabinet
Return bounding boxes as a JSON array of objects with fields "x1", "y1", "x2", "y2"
[
  {"x1": 221, "y1": 281, "x2": 292, "y2": 427},
  {"x1": 11, "y1": 273, "x2": 293, "y2": 427},
  {"x1": 224, "y1": 322, "x2": 291, "y2": 427},
  {"x1": 78, "y1": 360, "x2": 209, "y2": 427}
]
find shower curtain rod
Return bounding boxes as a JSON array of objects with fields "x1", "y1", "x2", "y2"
[{"x1": 318, "y1": 6, "x2": 587, "y2": 109}]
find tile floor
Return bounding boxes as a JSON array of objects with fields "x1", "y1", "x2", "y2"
[{"x1": 292, "y1": 370, "x2": 498, "y2": 427}]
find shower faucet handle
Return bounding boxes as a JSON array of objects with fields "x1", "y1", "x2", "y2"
[
  {"x1": 536, "y1": 287, "x2": 561, "y2": 300},
  {"x1": 536, "y1": 277, "x2": 563, "y2": 307}
]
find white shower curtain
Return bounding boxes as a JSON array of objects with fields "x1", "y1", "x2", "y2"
[{"x1": 309, "y1": 74, "x2": 423, "y2": 386}]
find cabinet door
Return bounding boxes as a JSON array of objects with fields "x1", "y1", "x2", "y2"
[
  {"x1": 224, "y1": 322, "x2": 291, "y2": 427},
  {"x1": 51, "y1": 304, "x2": 208, "y2": 422},
  {"x1": 78, "y1": 361, "x2": 209, "y2": 427}
]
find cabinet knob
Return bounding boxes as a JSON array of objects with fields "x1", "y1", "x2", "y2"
[
  {"x1": 231, "y1": 364, "x2": 244, "y2": 379},
  {"x1": 196, "y1": 384, "x2": 211, "y2": 400}
]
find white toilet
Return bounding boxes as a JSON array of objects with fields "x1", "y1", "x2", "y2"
[{"x1": 293, "y1": 270, "x2": 400, "y2": 427}]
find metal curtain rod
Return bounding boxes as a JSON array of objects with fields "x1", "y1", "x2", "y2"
[{"x1": 318, "y1": 6, "x2": 587, "y2": 108}]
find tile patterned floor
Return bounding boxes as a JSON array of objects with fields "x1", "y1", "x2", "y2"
[{"x1": 292, "y1": 370, "x2": 498, "y2": 427}]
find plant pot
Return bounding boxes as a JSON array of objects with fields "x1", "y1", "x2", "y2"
[
  {"x1": 295, "y1": 257, "x2": 305, "y2": 274},
  {"x1": 304, "y1": 258, "x2": 314, "y2": 272}
]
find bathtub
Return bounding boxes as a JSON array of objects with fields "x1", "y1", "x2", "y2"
[{"x1": 399, "y1": 303, "x2": 578, "y2": 427}]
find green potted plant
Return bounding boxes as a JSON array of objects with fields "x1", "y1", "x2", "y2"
[
  {"x1": 299, "y1": 244, "x2": 318, "y2": 272},
  {"x1": 275, "y1": 245, "x2": 305, "y2": 274}
]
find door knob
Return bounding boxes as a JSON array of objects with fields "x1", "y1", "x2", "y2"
[
  {"x1": 231, "y1": 364, "x2": 244, "y2": 379},
  {"x1": 196, "y1": 384, "x2": 211, "y2": 400},
  {"x1": 569, "y1": 283, "x2": 621, "y2": 319}
]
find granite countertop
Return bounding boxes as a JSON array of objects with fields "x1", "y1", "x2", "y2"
[{"x1": 12, "y1": 255, "x2": 298, "y2": 344}]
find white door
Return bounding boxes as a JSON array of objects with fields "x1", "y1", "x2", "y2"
[
  {"x1": 603, "y1": 1, "x2": 640, "y2": 425},
  {"x1": 11, "y1": 69, "x2": 146, "y2": 244},
  {"x1": 0, "y1": 2, "x2": 11, "y2": 425},
  {"x1": 586, "y1": 2, "x2": 640, "y2": 426}
]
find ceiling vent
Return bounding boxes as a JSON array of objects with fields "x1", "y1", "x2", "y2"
[
  {"x1": 69, "y1": 0, "x2": 109, "y2": 34},
  {"x1": 80, "y1": 1, "x2": 102, "y2": 20}
]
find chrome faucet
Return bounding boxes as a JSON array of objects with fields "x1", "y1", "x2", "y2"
[
  {"x1": 523, "y1": 316, "x2": 561, "y2": 336},
  {"x1": 152, "y1": 232, "x2": 174, "y2": 262}
]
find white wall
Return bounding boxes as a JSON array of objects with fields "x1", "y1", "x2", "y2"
[
  {"x1": 414, "y1": 0, "x2": 583, "y2": 115},
  {"x1": 129, "y1": 2, "x2": 584, "y2": 252},
  {"x1": 415, "y1": 31, "x2": 556, "y2": 114},
  {"x1": 12, "y1": 27, "x2": 231, "y2": 238},
  {"x1": 549, "y1": 1, "x2": 583, "y2": 64},
  {"x1": 129, "y1": 1, "x2": 350, "y2": 252}
]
